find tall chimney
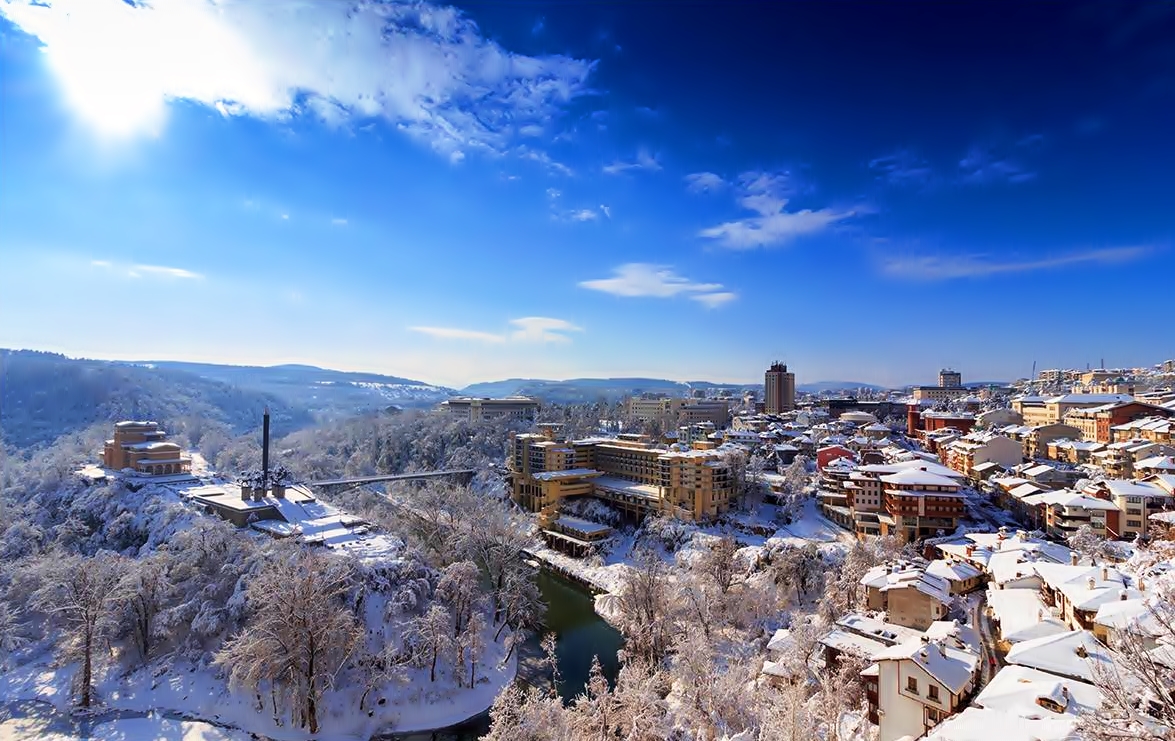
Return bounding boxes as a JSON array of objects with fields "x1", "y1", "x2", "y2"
[{"x1": 262, "y1": 406, "x2": 271, "y2": 490}]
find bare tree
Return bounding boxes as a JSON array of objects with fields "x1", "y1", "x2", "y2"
[
  {"x1": 495, "y1": 563, "x2": 544, "y2": 646},
  {"x1": 214, "y1": 547, "x2": 362, "y2": 734},
  {"x1": 459, "y1": 610, "x2": 487, "y2": 688},
  {"x1": 32, "y1": 551, "x2": 127, "y2": 707},
  {"x1": 698, "y1": 536, "x2": 741, "y2": 596},
  {"x1": 1081, "y1": 597, "x2": 1175, "y2": 740}
]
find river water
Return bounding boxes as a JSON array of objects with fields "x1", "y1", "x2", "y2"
[{"x1": 388, "y1": 568, "x2": 623, "y2": 740}]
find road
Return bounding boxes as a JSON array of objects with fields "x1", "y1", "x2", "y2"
[{"x1": 969, "y1": 592, "x2": 1002, "y2": 689}]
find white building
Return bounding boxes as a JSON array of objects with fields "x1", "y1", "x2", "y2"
[{"x1": 871, "y1": 629, "x2": 979, "y2": 741}]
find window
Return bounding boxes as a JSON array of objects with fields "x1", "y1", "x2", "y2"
[
  {"x1": 907, "y1": 676, "x2": 918, "y2": 693},
  {"x1": 927, "y1": 685, "x2": 939, "y2": 702}
]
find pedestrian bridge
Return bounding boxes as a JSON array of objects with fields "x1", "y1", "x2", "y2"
[{"x1": 308, "y1": 469, "x2": 478, "y2": 493}]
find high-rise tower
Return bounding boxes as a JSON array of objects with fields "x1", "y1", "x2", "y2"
[{"x1": 765, "y1": 362, "x2": 795, "y2": 413}]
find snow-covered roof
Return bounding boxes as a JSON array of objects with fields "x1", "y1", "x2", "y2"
[
  {"x1": 835, "y1": 613, "x2": 920, "y2": 646},
  {"x1": 817, "y1": 629, "x2": 890, "y2": 659},
  {"x1": 859, "y1": 458, "x2": 964, "y2": 480},
  {"x1": 873, "y1": 636, "x2": 978, "y2": 693},
  {"x1": 1094, "y1": 597, "x2": 1163, "y2": 636},
  {"x1": 986, "y1": 587, "x2": 1069, "y2": 644},
  {"x1": 531, "y1": 467, "x2": 601, "y2": 481},
  {"x1": 1046, "y1": 393, "x2": 1135, "y2": 405},
  {"x1": 923, "y1": 707, "x2": 1076, "y2": 741},
  {"x1": 1005, "y1": 630, "x2": 1115, "y2": 683},
  {"x1": 879, "y1": 468, "x2": 962, "y2": 487},
  {"x1": 926, "y1": 558, "x2": 981, "y2": 583},
  {"x1": 975, "y1": 665, "x2": 1102, "y2": 720}
]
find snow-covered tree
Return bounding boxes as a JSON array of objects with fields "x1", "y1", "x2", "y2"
[
  {"x1": 405, "y1": 603, "x2": 453, "y2": 682},
  {"x1": 214, "y1": 547, "x2": 362, "y2": 734},
  {"x1": 121, "y1": 554, "x2": 171, "y2": 662},
  {"x1": 459, "y1": 610, "x2": 487, "y2": 688},
  {"x1": 436, "y1": 560, "x2": 481, "y2": 638},
  {"x1": 615, "y1": 549, "x2": 675, "y2": 665},
  {"x1": 698, "y1": 535, "x2": 742, "y2": 596},
  {"x1": 32, "y1": 550, "x2": 128, "y2": 707}
]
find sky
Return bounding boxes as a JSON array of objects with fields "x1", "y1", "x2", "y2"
[{"x1": 0, "y1": 0, "x2": 1172, "y2": 389}]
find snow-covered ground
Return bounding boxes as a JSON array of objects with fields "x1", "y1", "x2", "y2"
[{"x1": 0, "y1": 714, "x2": 250, "y2": 741}]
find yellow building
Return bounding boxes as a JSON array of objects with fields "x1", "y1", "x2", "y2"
[
  {"x1": 440, "y1": 396, "x2": 540, "y2": 422},
  {"x1": 508, "y1": 426, "x2": 733, "y2": 521},
  {"x1": 625, "y1": 395, "x2": 684, "y2": 430},
  {"x1": 103, "y1": 421, "x2": 192, "y2": 476}
]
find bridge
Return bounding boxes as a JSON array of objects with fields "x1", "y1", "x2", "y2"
[{"x1": 308, "y1": 469, "x2": 478, "y2": 493}]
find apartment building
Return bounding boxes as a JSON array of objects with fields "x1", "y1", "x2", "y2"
[
  {"x1": 507, "y1": 427, "x2": 733, "y2": 521},
  {"x1": 679, "y1": 399, "x2": 732, "y2": 427},
  {"x1": 764, "y1": 361, "x2": 796, "y2": 413},
  {"x1": 440, "y1": 396, "x2": 540, "y2": 422},
  {"x1": 625, "y1": 394, "x2": 684, "y2": 431},
  {"x1": 102, "y1": 421, "x2": 192, "y2": 476},
  {"x1": 943, "y1": 432, "x2": 1023, "y2": 479},
  {"x1": 1014, "y1": 393, "x2": 1135, "y2": 428},
  {"x1": 1111, "y1": 415, "x2": 1174, "y2": 445},
  {"x1": 1083, "y1": 478, "x2": 1174, "y2": 540},
  {"x1": 881, "y1": 467, "x2": 967, "y2": 541},
  {"x1": 1062, "y1": 400, "x2": 1171, "y2": 442}
]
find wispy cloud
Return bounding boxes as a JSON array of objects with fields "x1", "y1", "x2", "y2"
[
  {"x1": 880, "y1": 245, "x2": 1152, "y2": 281},
  {"x1": 508, "y1": 317, "x2": 582, "y2": 343},
  {"x1": 519, "y1": 148, "x2": 573, "y2": 176},
  {"x1": 0, "y1": 0, "x2": 594, "y2": 163},
  {"x1": 600, "y1": 204, "x2": 612, "y2": 219},
  {"x1": 684, "y1": 172, "x2": 727, "y2": 194},
  {"x1": 410, "y1": 316, "x2": 581, "y2": 344},
  {"x1": 958, "y1": 146, "x2": 1036, "y2": 184},
  {"x1": 698, "y1": 170, "x2": 857, "y2": 249},
  {"x1": 93, "y1": 259, "x2": 203, "y2": 280},
  {"x1": 579, "y1": 263, "x2": 736, "y2": 308},
  {"x1": 408, "y1": 326, "x2": 506, "y2": 343},
  {"x1": 602, "y1": 148, "x2": 661, "y2": 175},
  {"x1": 568, "y1": 209, "x2": 599, "y2": 222},
  {"x1": 868, "y1": 150, "x2": 933, "y2": 186},
  {"x1": 331, "y1": 217, "x2": 348, "y2": 226}
]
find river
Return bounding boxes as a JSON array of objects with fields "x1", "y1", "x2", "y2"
[{"x1": 386, "y1": 567, "x2": 623, "y2": 740}]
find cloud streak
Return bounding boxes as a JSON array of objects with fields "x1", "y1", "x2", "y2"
[
  {"x1": 1, "y1": 0, "x2": 595, "y2": 162},
  {"x1": 93, "y1": 260, "x2": 203, "y2": 280},
  {"x1": 579, "y1": 263, "x2": 736, "y2": 308},
  {"x1": 410, "y1": 316, "x2": 581, "y2": 343},
  {"x1": 880, "y1": 245, "x2": 1152, "y2": 281},
  {"x1": 698, "y1": 170, "x2": 857, "y2": 249},
  {"x1": 602, "y1": 148, "x2": 661, "y2": 175},
  {"x1": 684, "y1": 172, "x2": 727, "y2": 194}
]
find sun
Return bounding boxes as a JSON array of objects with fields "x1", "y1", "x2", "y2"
[{"x1": 44, "y1": 33, "x2": 168, "y2": 138}]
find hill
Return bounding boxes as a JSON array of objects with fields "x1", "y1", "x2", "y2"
[
  {"x1": 796, "y1": 380, "x2": 889, "y2": 393},
  {"x1": 460, "y1": 377, "x2": 759, "y2": 404},
  {"x1": 138, "y1": 360, "x2": 455, "y2": 416},
  {"x1": 0, "y1": 350, "x2": 314, "y2": 449}
]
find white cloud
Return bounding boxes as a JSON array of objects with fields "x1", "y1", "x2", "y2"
[
  {"x1": 331, "y1": 217, "x2": 348, "y2": 226},
  {"x1": 698, "y1": 170, "x2": 856, "y2": 249},
  {"x1": 93, "y1": 259, "x2": 203, "y2": 280},
  {"x1": 579, "y1": 263, "x2": 736, "y2": 308},
  {"x1": 509, "y1": 317, "x2": 582, "y2": 343},
  {"x1": 410, "y1": 316, "x2": 581, "y2": 344},
  {"x1": 568, "y1": 209, "x2": 598, "y2": 222},
  {"x1": 408, "y1": 326, "x2": 506, "y2": 343},
  {"x1": 602, "y1": 147, "x2": 661, "y2": 175},
  {"x1": 519, "y1": 148, "x2": 573, "y2": 176},
  {"x1": 600, "y1": 204, "x2": 611, "y2": 219},
  {"x1": 684, "y1": 172, "x2": 726, "y2": 194},
  {"x1": 879, "y1": 245, "x2": 1151, "y2": 281},
  {"x1": 690, "y1": 291, "x2": 737, "y2": 309},
  {"x1": 0, "y1": 0, "x2": 594, "y2": 159},
  {"x1": 133, "y1": 264, "x2": 204, "y2": 279}
]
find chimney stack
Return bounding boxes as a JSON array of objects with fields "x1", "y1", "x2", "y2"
[
  {"x1": 1070, "y1": 552, "x2": 1079, "y2": 566},
  {"x1": 1101, "y1": 566, "x2": 1109, "y2": 582},
  {"x1": 262, "y1": 406, "x2": 271, "y2": 491}
]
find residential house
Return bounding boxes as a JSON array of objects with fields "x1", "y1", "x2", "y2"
[
  {"x1": 870, "y1": 630, "x2": 979, "y2": 741},
  {"x1": 860, "y1": 563, "x2": 952, "y2": 630}
]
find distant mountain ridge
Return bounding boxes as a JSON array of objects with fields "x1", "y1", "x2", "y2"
[{"x1": 460, "y1": 377, "x2": 890, "y2": 403}]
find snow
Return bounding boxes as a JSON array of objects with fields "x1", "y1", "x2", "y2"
[
  {"x1": 975, "y1": 665, "x2": 1102, "y2": 719},
  {"x1": 873, "y1": 636, "x2": 977, "y2": 693},
  {"x1": 986, "y1": 588, "x2": 1069, "y2": 644},
  {"x1": 923, "y1": 707, "x2": 1077, "y2": 741},
  {"x1": 0, "y1": 715, "x2": 251, "y2": 741},
  {"x1": 1005, "y1": 630, "x2": 1115, "y2": 683}
]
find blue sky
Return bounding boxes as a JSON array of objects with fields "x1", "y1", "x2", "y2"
[{"x1": 0, "y1": 1, "x2": 1172, "y2": 388}]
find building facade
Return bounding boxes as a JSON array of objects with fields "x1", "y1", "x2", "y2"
[
  {"x1": 508, "y1": 427, "x2": 733, "y2": 521},
  {"x1": 102, "y1": 421, "x2": 192, "y2": 476},
  {"x1": 440, "y1": 396, "x2": 540, "y2": 422},
  {"x1": 764, "y1": 361, "x2": 796, "y2": 413}
]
